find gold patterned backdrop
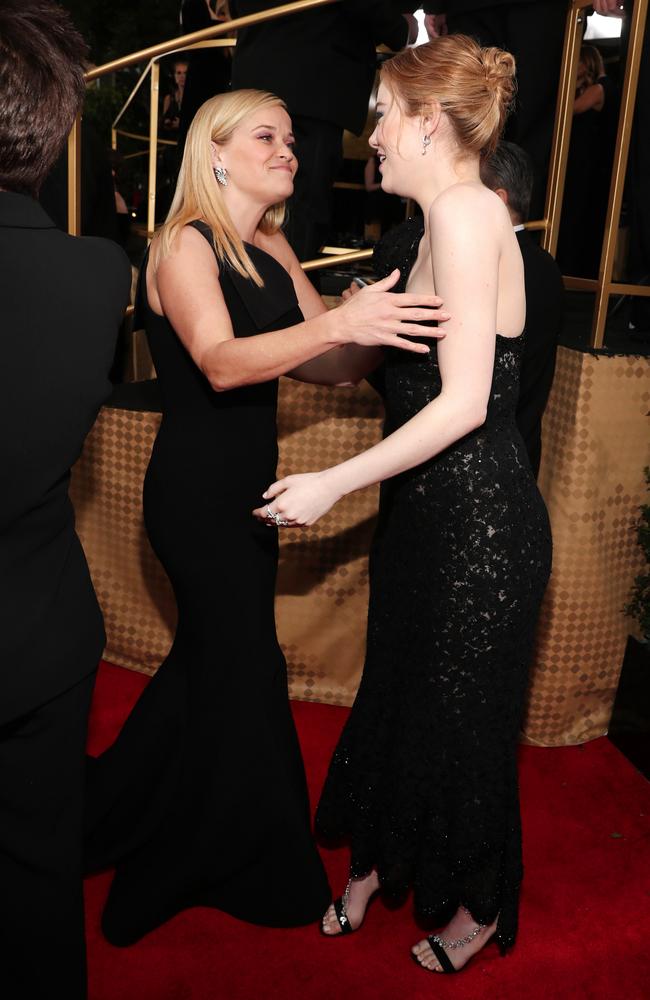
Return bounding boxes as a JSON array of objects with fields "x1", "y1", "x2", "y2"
[
  {"x1": 70, "y1": 346, "x2": 650, "y2": 746},
  {"x1": 521, "y1": 347, "x2": 650, "y2": 745}
]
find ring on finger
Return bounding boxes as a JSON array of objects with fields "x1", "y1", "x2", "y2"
[{"x1": 265, "y1": 504, "x2": 290, "y2": 528}]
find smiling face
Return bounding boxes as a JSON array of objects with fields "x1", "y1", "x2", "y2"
[
  {"x1": 211, "y1": 104, "x2": 297, "y2": 207},
  {"x1": 368, "y1": 81, "x2": 432, "y2": 199}
]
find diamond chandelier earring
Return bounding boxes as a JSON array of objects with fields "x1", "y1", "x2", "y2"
[
  {"x1": 421, "y1": 134, "x2": 431, "y2": 156},
  {"x1": 214, "y1": 165, "x2": 228, "y2": 186}
]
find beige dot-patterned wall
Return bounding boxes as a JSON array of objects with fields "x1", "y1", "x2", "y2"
[
  {"x1": 521, "y1": 347, "x2": 650, "y2": 745},
  {"x1": 70, "y1": 346, "x2": 650, "y2": 746}
]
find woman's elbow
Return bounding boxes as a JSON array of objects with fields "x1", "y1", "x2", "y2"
[
  {"x1": 203, "y1": 365, "x2": 237, "y2": 392},
  {"x1": 456, "y1": 404, "x2": 487, "y2": 435}
]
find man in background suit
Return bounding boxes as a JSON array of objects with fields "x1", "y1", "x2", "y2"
[
  {"x1": 0, "y1": 3, "x2": 131, "y2": 996},
  {"x1": 481, "y1": 141, "x2": 564, "y2": 476},
  {"x1": 424, "y1": 0, "x2": 567, "y2": 219},
  {"x1": 230, "y1": 0, "x2": 417, "y2": 263}
]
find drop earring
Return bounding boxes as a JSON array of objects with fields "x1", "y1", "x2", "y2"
[
  {"x1": 214, "y1": 165, "x2": 228, "y2": 186},
  {"x1": 422, "y1": 135, "x2": 431, "y2": 156}
]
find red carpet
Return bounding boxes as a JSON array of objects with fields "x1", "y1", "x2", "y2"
[{"x1": 86, "y1": 662, "x2": 650, "y2": 1000}]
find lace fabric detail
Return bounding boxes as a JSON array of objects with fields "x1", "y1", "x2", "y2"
[{"x1": 315, "y1": 220, "x2": 552, "y2": 949}]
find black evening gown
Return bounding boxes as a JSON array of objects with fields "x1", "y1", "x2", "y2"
[
  {"x1": 85, "y1": 222, "x2": 331, "y2": 945},
  {"x1": 316, "y1": 220, "x2": 552, "y2": 950}
]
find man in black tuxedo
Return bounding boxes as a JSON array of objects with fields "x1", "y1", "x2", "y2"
[
  {"x1": 230, "y1": 0, "x2": 417, "y2": 262},
  {"x1": 424, "y1": 0, "x2": 567, "y2": 219},
  {"x1": 481, "y1": 141, "x2": 564, "y2": 476},
  {"x1": 0, "y1": 3, "x2": 131, "y2": 996}
]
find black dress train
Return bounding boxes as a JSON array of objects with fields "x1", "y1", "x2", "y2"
[
  {"x1": 315, "y1": 220, "x2": 552, "y2": 949},
  {"x1": 85, "y1": 222, "x2": 330, "y2": 944}
]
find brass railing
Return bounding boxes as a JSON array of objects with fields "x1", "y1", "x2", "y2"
[
  {"x1": 68, "y1": 0, "x2": 340, "y2": 235},
  {"x1": 68, "y1": 0, "x2": 649, "y2": 347},
  {"x1": 542, "y1": 0, "x2": 649, "y2": 347}
]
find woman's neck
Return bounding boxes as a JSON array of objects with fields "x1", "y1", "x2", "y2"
[
  {"x1": 222, "y1": 192, "x2": 267, "y2": 244},
  {"x1": 416, "y1": 155, "x2": 482, "y2": 227}
]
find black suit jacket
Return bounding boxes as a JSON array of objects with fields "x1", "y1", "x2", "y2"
[
  {"x1": 230, "y1": 0, "x2": 409, "y2": 134},
  {"x1": 515, "y1": 228, "x2": 563, "y2": 476},
  {"x1": 0, "y1": 194, "x2": 131, "y2": 725}
]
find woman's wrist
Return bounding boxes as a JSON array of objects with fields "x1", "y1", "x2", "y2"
[
  {"x1": 317, "y1": 306, "x2": 347, "y2": 348},
  {"x1": 321, "y1": 464, "x2": 349, "y2": 503}
]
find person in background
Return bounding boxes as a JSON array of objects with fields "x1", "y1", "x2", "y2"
[
  {"x1": 178, "y1": 0, "x2": 232, "y2": 150},
  {"x1": 39, "y1": 116, "x2": 120, "y2": 241},
  {"x1": 423, "y1": 0, "x2": 567, "y2": 220},
  {"x1": 230, "y1": 1, "x2": 418, "y2": 265},
  {"x1": 364, "y1": 150, "x2": 404, "y2": 242},
  {"x1": 162, "y1": 59, "x2": 189, "y2": 133},
  {"x1": 481, "y1": 141, "x2": 563, "y2": 476},
  {"x1": 557, "y1": 43, "x2": 619, "y2": 278},
  {"x1": 0, "y1": 2, "x2": 131, "y2": 997}
]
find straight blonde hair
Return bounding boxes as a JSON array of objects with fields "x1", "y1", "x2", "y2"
[{"x1": 153, "y1": 89, "x2": 288, "y2": 286}]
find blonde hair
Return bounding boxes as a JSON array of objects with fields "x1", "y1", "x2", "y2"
[
  {"x1": 580, "y1": 45, "x2": 605, "y2": 88},
  {"x1": 381, "y1": 35, "x2": 516, "y2": 158},
  {"x1": 154, "y1": 89, "x2": 287, "y2": 286}
]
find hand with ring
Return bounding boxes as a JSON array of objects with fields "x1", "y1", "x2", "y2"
[
  {"x1": 262, "y1": 503, "x2": 290, "y2": 528},
  {"x1": 253, "y1": 471, "x2": 342, "y2": 528}
]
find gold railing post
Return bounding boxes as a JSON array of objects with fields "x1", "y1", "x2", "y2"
[
  {"x1": 67, "y1": 113, "x2": 82, "y2": 236},
  {"x1": 111, "y1": 127, "x2": 117, "y2": 152},
  {"x1": 591, "y1": 0, "x2": 648, "y2": 348},
  {"x1": 147, "y1": 61, "x2": 160, "y2": 241},
  {"x1": 541, "y1": 0, "x2": 586, "y2": 256}
]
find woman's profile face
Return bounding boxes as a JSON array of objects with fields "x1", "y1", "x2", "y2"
[
  {"x1": 368, "y1": 81, "x2": 423, "y2": 197},
  {"x1": 214, "y1": 104, "x2": 297, "y2": 206}
]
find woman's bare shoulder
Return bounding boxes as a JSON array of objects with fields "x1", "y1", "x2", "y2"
[
  {"x1": 431, "y1": 182, "x2": 505, "y2": 221},
  {"x1": 429, "y1": 184, "x2": 510, "y2": 243}
]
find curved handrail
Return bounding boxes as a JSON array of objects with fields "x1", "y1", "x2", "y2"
[
  {"x1": 69, "y1": 0, "x2": 649, "y2": 349},
  {"x1": 84, "y1": 0, "x2": 340, "y2": 82},
  {"x1": 69, "y1": 0, "x2": 341, "y2": 237}
]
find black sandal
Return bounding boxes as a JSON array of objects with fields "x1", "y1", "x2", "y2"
[
  {"x1": 321, "y1": 878, "x2": 378, "y2": 937},
  {"x1": 321, "y1": 880, "x2": 354, "y2": 936},
  {"x1": 412, "y1": 907, "x2": 496, "y2": 974}
]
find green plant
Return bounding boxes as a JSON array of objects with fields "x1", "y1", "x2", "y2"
[{"x1": 625, "y1": 466, "x2": 650, "y2": 641}]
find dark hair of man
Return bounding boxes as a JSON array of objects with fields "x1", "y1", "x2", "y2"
[
  {"x1": 480, "y1": 140, "x2": 534, "y2": 225},
  {"x1": 0, "y1": 0, "x2": 88, "y2": 196}
]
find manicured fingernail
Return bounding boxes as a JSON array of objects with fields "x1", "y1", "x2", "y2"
[{"x1": 262, "y1": 492, "x2": 268, "y2": 498}]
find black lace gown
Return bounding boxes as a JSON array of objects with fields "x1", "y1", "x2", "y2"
[
  {"x1": 85, "y1": 222, "x2": 331, "y2": 944},
  {"x1": 316, "y1": 220, "x2": 552, "y2": 949}
]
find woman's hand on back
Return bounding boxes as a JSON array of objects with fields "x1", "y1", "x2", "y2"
[{"x1": 335, "y1": 269, "x2": 449, "y2": 354}]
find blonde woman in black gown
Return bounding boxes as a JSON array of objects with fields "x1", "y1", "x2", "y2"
[
  {"x1": 256, "y1": 38, "x2": 552, "y2": 974},
  {"x1": 84, "y1": 89, "x2": 449, "y2": 945}
]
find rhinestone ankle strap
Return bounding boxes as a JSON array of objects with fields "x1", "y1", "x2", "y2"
[{"x1": 430, "y1": 907, "x2": 486, "y2": 950}]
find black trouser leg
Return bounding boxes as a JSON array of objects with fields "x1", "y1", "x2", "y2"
[
  {"x1": 0, "y1": 673, "x2": 96, "y2": 1000},
  {"x1": 283, "y1": 116, "x2": 343, "y2": 263}
]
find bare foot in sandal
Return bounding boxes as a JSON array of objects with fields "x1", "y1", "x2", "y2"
[{"x1": 321, "y1": 870, "x2": 380, "y2": 936}]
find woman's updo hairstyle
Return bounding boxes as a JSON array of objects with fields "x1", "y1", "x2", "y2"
[{"x1": 381, "y1": 35, "x2": 516, "y2": 158}]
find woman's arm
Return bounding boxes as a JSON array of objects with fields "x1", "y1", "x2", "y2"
[
  {"x1": 574, "y1": 82, "x2": 605, "y2": 114},
  {"x1": 156, "y1": 227, "x2": 447, "y2": 392},
  {"x1": 256, "y1": 230, "x2": 431, "y2": 386},
  {"x1": 254, "y1": 188, "x2": 503, "y2": 524}
]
